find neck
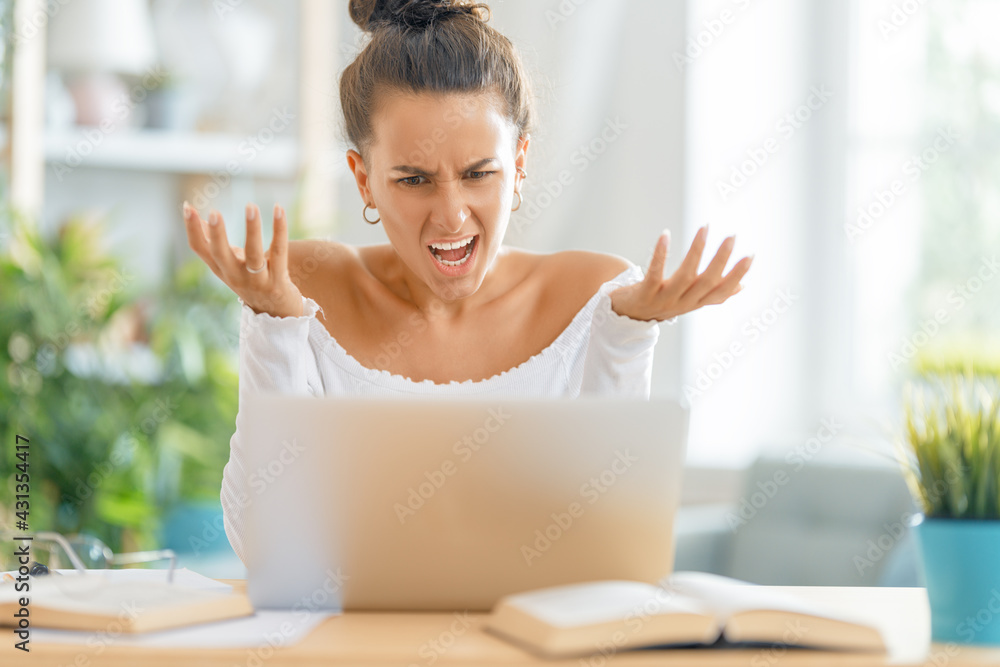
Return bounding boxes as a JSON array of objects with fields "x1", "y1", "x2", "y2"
[{"x1": 387, "y1": 245, "x2": 511, "y2": 323}]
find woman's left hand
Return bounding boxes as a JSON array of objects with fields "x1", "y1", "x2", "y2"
[{"x1": 609, "y1": 226, "x2": 753, "y2": 322}]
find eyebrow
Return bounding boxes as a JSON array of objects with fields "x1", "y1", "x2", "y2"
[{"x1": 390, "y1": 158, "x2": 500, "y2": 176}]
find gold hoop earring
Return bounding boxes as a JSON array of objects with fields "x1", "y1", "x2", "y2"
[
  {"x1": 363, "y1": 203, "x2": 380, "y2": 224},
  {"x1": 512, "y1": 190, "x2": 522, "y2": 211}
]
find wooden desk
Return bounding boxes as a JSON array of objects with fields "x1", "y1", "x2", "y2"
[{"x1": 6, "y1": 581, "x2": 1000, "y2": 666}]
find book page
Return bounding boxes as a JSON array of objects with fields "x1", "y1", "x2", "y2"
[
  {"x1": 664, "y1": 571, "x2": 884, "y2": 650},
  {"x1": 665, "y1": 571, "x2": 862, "y2": 623},
  {"x1": 1, "y1": 572, "x2": 237, "y2": 616},
  {"x1": 501, "y1": 580, "x2": 714, "y2": 628}
]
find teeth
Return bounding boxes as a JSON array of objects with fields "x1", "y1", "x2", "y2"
[
  {"x1": 437, "y1": 254, "x2": 470, "y2": 266},
  {"x1": 431, "y1": 237, "x2": 475, "y2": 266},
  {"x1": 429, "y1": 236, "x2": 474, "y2": 251}
]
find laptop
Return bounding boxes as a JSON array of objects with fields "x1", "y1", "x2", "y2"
[{"x1": 241, "y1": 393, "x2": 689, "y2": 611}]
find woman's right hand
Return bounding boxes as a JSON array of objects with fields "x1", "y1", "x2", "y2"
[{"x1": 183, "y1": 201, "x2": 304, "y2": 318}]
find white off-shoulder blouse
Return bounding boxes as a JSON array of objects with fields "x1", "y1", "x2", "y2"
[{"x1": 221, "y1": 261, "x2": 664, "y2": 565}]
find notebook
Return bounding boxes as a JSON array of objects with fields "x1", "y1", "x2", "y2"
[
  {"x1": 484, "y1": 571, "x2": 886, "y2": 657},
  {"x1": 0, "y1": 568, "x2": 253, "y2": 633}
]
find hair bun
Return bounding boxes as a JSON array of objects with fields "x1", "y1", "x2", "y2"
[{"x1": 350, "y1": 0, "x2": 489, "y2": 32}]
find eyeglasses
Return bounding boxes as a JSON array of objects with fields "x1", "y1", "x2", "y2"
[{"x1": 2, "y1": 530, "x2": 177, "y2": 583}]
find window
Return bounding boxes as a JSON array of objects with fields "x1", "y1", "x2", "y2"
[{"x1": 682, "y1": 0, "x2": 999, "y2": 467}]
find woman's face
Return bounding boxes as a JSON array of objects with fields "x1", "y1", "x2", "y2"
[{"x1": 348, "y1": 91, "x2": 527, "y2": 303}]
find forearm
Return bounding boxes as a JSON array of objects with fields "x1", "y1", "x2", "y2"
[
  {"x1": 580, "y1": 288, "x2": 661, "y2": 399},
  {"x1": 221, "y1": 295, "x2": 325, "y2": 566}
]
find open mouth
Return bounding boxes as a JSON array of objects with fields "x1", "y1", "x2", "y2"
[{"x1": 428, "y1": 235, "x2": 477, "y2": 267}]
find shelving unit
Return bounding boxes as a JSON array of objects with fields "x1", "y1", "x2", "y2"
[
  {"x1": 43, "y1": 129, "x2": 300, "y2": 178},
  {"x1": 7, "y1": 0, "x2": 343, "y2": 273}
]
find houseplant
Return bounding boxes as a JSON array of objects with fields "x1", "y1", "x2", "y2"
[
  {"x1": 897, "y1": 370, "x2": 1000, "y2": 645},
  {"x1": 0, "y1": 206, "x2": 239, "y2": 556}
]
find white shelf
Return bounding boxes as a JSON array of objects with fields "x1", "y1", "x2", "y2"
[{"x1": 43, "y1": 128, "x2": 300, "y2": 177}]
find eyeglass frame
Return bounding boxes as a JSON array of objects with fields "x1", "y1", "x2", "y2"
[{"x1": 5, "y1": 530, "x2": 178, "y2": 584}]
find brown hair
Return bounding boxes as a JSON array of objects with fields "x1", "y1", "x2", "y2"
[{"x1": 340, "y1": 0, "x2": 534, "y2": 163}]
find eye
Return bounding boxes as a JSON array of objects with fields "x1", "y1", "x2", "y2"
[
  {"x1": 468, "y1": 170, "x2": 496, "y2": 180},
  {"x1": 398, "y1": 176, "x2": 425, "y2": 187}
]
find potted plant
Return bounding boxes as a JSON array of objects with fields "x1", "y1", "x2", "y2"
[
  {"x1": 896, "y1": 370, "x2": 1000, "y2": 645},
  {"x1": 0, "y1": 206, "x2": 239, "y2": 562}
]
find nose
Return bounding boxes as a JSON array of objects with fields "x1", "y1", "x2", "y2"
[{"x1": 430, "y1": 180, "x2": 470, "y2": 234}]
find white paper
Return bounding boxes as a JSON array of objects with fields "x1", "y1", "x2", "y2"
[
  {"x1": 30, "y1": 610, "x2": 333, "y2": 649},
  {"x1": 4, "y1": 568, "x2": 335, "y2": 648}
]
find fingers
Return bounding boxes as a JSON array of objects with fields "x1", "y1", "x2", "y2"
[
  {"x1": 182, "y1": 201, "x2": 208, "y2": 255},
  {"x1": 269, "y1": 203, "x2": 289, "y2": 277},
  {"x1": 676, "y1": 225, "x2": 708, "y2": 283},
  {"x1": 680, "y1": 235, "x2": 735, "y2": 303},
  {"x1": 699, "y1": 255, "x2": 754, "y2": 305},
  {"x1": 704, "y1": 236, "x2": 736, "y2": 282},
  {"x1": 244, "y1": 203, "x2": 265, "y2": 272},
  {"x1": 183, "y1": 202, "x2": 224, "y2": 278},
  {"x1": 205, "y1": 210, "x2": 240, "y2": 275},
  {"x1": 658, "y1": 225, "x2": 708, "y2": 302},
  {"x1": 645, "y1": 229, "x2": 670, "y2": 285}
]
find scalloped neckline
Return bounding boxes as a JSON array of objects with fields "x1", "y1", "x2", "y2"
[{"x1": 308, "y1": 266, "x2": 633, "y2": 389}]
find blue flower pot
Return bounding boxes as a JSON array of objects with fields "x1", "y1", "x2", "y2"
[{"x1": 911, "y1": 514, "x2": 1000, "y2": 645}]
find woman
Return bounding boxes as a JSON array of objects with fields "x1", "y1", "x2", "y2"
[{"x1": 182, "y1": 0, "x2": 752, "y2": 565}]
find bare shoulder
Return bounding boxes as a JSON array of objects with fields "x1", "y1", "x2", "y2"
[
  {"x1": 513, "y1": 248, "x2": 635, "y2": 308},
  {"x1": 543, "y1": 249, "x2": 634, "y2": 291},
  {"x1": 286, "y1": 238, "x2": 359, "y2": 295},
  {"x1": 551, "y1": 250, "x2": 632, "y2": 277},
  {"x1": 288, "y1": 237, "x2": 355, "y2": 258}
]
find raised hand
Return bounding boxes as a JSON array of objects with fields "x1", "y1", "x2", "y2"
[
  {"x1": 609, "y1": 226, "x2": 753, "y2": 322},
  {"x1": 182, "y1": 201, "x2": 304, "y2": 318}
]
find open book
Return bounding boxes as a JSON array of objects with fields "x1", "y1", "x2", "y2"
[
  {"x1": 485, "y1": 571, "x2": 885, "y2": 658},
  {"x1": 0, "y1": 569, "x2": 254, "y2": 633}
]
